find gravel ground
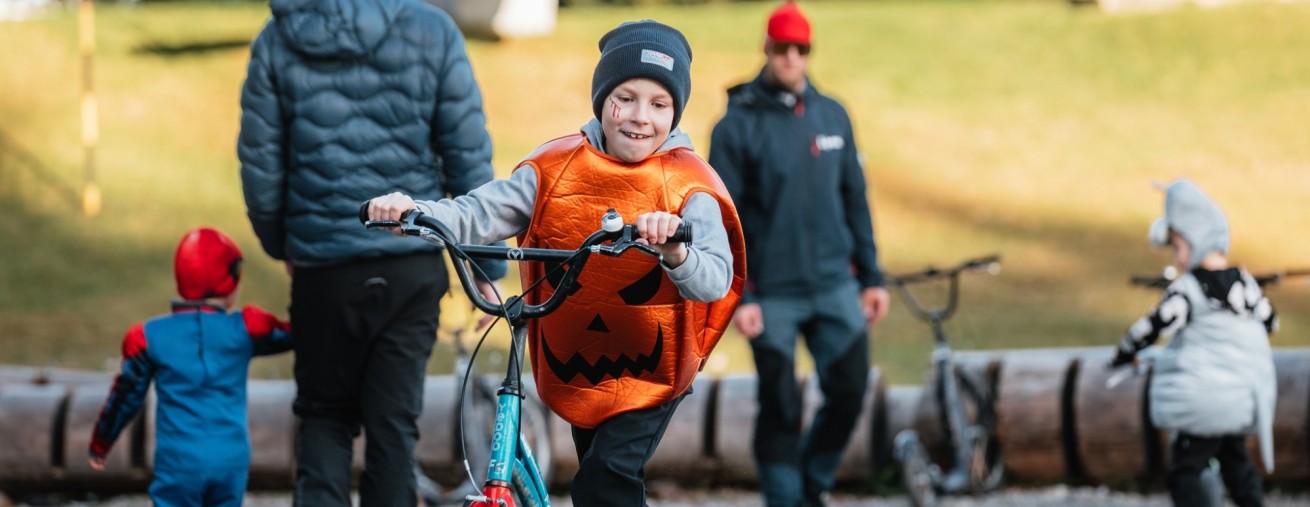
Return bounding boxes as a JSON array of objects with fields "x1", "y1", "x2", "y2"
[{"x1": 17, "y1": 486, "x2": 1308, "y2": 507}]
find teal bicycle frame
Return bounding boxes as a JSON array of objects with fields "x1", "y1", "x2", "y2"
[
  {"x1": 475, "y1": 323, "x2": 551, "y2": 507},
  {"x1": 362, "y1": 205, "x2": 689, "y2": 507}
]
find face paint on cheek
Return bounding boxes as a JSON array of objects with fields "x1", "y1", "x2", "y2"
[{"x1": 610, "y1": 98, "x2": 621, "y2": 119}]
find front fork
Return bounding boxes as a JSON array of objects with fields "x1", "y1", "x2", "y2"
[
  {"x1": 932, "y1": 335, "x2": 973, "y2": 493},
  {"x1": 469, "y1": 324, "x2": 550, "y2": 507},
  {"x1": 468, "y1": 486, "x2": 515, "y2": 507},
  {"x1": 466, "y1": 390, "x2": 523, "y2": 506}
]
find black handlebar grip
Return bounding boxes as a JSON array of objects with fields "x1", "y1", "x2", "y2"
[
  {"x1": 358, "y1": 201, "x2": 371, "y2": 225},
  {"x1": 670, "y1": 223, "x2": 693, "y2": 244}
]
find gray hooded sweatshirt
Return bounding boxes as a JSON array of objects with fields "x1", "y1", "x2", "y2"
[{"x1": 413, "y1": 120, "x2": 733, "y2": 302}]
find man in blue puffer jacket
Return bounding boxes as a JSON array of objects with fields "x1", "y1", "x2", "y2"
[{"x1": 237, "y1": 0, "x2": 505, "y2": 504}]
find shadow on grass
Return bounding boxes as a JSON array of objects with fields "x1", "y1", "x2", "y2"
[
  {"x1": 133, "y1": 39, "x2": 250, "y2": 58},
  {"x1": 0, "y1": 128, "x2": 81, "y2": 210}
]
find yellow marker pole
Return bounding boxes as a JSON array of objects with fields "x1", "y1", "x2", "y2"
[{"x1": 79, "y1": 0, "x2": 101, "y2": 216}]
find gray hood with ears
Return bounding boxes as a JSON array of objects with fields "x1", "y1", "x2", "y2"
[{"x1": 1149, "y1": 179, "x2": 1229, "y2": 269}]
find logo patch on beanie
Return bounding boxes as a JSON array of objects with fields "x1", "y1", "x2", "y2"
[{"x1": 640, "y1": 49, "x2": 674, "y2": 71}]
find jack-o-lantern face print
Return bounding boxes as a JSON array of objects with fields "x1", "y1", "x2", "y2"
[{"x1": 537, "y1": 260, "x2": 677, "y2": 386}]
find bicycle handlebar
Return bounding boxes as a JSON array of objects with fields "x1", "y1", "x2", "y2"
[
  {"x1": 1129, "y1": 268, "x2": 1310, "y2": 290},
  {"x1": 358, "y1": 203, "x2": 689, "y2": 323},
  {"x1": 886, "y1": 255, "x2": 1001, "y2": 286},
  {"x1": 885, "y1": 254, "x2": 1002, "y2": 324}
]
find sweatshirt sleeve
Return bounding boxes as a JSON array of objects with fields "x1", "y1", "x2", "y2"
[
  {"x1": 664, "y1": 192, "x2": 734, "y2": 302},
  {"x1": 413, "y1": 167, "x2": 537, "y2": 248},
  {"x1": 90, "y1": 324, "x2": 155, "y2": 459}
]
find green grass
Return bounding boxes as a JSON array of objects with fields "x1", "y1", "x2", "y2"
[{"x1": 2, "y1": 0, "x2": 1308, "y2": 384}]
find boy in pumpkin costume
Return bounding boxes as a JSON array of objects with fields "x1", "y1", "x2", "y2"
[{"x1": 366, "y1": 20, "x2": 745, "y2": 506}]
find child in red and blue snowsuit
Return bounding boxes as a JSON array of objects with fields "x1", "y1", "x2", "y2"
[{"x1": 89, "y1": 227, "x2": 292, "y2": 507}]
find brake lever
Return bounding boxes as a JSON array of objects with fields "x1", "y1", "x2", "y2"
[
  {"x1": 363, "y1": 215, "x2": 437, "y2": 244},
  {"x1": 596, "y1": 239, "x2": 661, "y2": 258},
  {"x1": 591, "y1": 223, "x2": 664, "y2": 259},
  {"x1": 363, "y1": 219, "x2": 403, "y2": 229}
]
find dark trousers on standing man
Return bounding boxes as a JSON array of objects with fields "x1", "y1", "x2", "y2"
[
  {"x1": 290, "y1": 253, "x2": 448, "y2": 507},
  {"x1": 750, "y1": 280, "x2": 870, "y2": 507},
  {"x1": 1168, "y1": 432, "x2": 1265, "y2": 507}
]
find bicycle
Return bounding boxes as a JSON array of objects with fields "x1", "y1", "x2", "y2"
[
  {"x1": 414, "y1": 292, "x2": 554, "y2": 506},
  {"x1": 888, "y1": 255, "x2": 1005, "y2": 507},
  {"x1": 1129, "y1": 267, "x2": 1309, "y2": 290},
  {"x1": 363, "y1": 205, "x2": 690, "y2": 507}
]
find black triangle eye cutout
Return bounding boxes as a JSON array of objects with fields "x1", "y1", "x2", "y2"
[{"x1": 619, "y1": 265, "x2": 663, "y2": 305}]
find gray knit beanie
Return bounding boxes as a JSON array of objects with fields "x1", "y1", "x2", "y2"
[
  {"x1": 1148, "y1": 178, "x2": 1230, "y2": 269},
  {"x1": 591, "y1": 20, "x2": 693, "y2": 130}
]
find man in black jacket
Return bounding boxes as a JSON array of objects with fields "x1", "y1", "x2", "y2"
[
  {"x1": 237, "y1": 0, "x2": 505, "y2": 504},
  {"x1": 708, "y1": 2, "x2": 890, "y2": 506}
]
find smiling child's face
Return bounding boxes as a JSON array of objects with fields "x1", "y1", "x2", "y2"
[{"x1": 600, "y1": 78, "x2": 674, "y2": 163}]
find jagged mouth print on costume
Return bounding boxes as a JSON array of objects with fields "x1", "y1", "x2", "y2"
[{"x1": 540, "y1": 326, "x2": 663, "y2": 385}]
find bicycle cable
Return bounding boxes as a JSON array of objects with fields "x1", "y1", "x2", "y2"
[{"x1": 446, "y1": 241, "x2": 587, "y2": 495}]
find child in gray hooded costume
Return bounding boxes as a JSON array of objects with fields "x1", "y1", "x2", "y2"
[{"x1": 1110, "y1": 178, "x2": 1277, "y2": 507}]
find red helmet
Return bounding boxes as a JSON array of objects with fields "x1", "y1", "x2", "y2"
[{"x1": 174, "y1": 227, "x2": 243, "y2": 300}]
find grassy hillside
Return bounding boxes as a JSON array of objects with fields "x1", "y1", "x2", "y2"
[{"x1": 2, "y1": 0, "x2": 1307, "y2": 384}]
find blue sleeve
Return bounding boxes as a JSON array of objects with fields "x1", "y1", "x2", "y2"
[
  {"x1": 836, "y1": 107, "x2": 883, "y2": 288},
  {"x1": 708, "y1": 111, "x2": 756, "y2": 303},
  {"x1": 90, "y1": 324, "x2": 155, "y2": 458},
  {"x1": 238, "y1": 24, "x2": 289, "y2": 260},
  {"x1": 429, "y1": 19, "x2": 505, "y2": 281}
]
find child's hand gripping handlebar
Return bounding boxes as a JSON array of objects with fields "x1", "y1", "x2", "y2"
[{"x1": 359, "y1": 203, "x2": 690, "y2": 321}]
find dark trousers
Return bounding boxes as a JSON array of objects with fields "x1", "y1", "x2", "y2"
[
  {"x1": 569, "y1": 393, "x2": 686, "y2": 507},
  {"x1": 751, "y1": 281, "x2": 870, "y2": 507},
  {"x1": 290, "y1": 253, "x2": 448, "y2": 507},
  {"x1": 1168, "y1": 432, "x2": 1264, "y2": 507}
]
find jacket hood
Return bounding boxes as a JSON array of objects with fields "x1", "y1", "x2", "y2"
[
  {"x1": 726, "y1": 68, "x2": 811, "y2": 111},
  {"x1": 271, "y1": 0, "x2": 399, "y2": 58},
  {"x1": 1149, "y1": 179, "x2": 1229, "y2": 269},
  {"x1": 580, "y1": 118, "x2": 695, "y2": 155}
]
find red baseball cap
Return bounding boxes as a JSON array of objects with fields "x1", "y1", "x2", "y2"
[
  {"x1": 174, "y1": 227, "x2": 243, "y2": 300},
  {"x1": 767, "y1": 1, "x2": 811, "y2": 45}
]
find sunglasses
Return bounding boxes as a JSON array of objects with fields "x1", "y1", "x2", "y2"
[{"x1": 769, "y1": 42, "x2": 811, "y2": 56}]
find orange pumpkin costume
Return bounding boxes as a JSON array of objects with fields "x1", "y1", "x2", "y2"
[{"x1": 515, "y1": 133, "x2": 746, "y2": 429}]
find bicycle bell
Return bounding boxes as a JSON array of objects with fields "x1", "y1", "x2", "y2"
[{"x1": 601, "y1": 208, "x2": 623, "y2": 233}]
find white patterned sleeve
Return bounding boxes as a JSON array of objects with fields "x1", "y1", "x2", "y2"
[
  {"x1": 1117, "y1": 285, "x2": 1191, "y2": 354},
  {"x1": 1241, "y1": 270, "x2": 1279, "y2": 334}
]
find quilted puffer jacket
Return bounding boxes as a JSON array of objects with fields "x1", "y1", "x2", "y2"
[{"x1": 238, "y1": 0, "x2": 503, "y2": 276}]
